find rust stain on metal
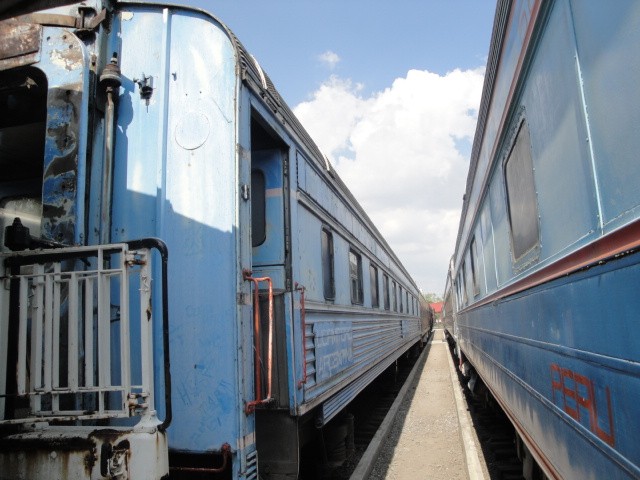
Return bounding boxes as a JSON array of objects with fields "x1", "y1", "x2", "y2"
[
  {"x1": 0, "y1": 433, "x2": 94, "y2": 452},
  {"x1": 43, "y1": 89, "x2": 81, "y2": 159},
  {"x1": 0, "y1": 21, "x2": 41, "y2": 59},
  {"x1": 84, "y1": 446, "x2": 97, "y2": 476},
  {"x1": 43, "y1": 86, "x2": 82, "y2": 244},
  {"x1": 0, "y1": 21, "x2": 42, "y2": 69},
  {"x1": 88, "y1": 428, "x2": 129, "y2": 443}
]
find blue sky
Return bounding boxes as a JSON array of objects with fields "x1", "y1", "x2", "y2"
[
  {"x1": 184, "y1": 1, "x2": 496, "y2": 294},
  {"x1": 188, "y1": 2, "x2": 495, "y2": 105}
]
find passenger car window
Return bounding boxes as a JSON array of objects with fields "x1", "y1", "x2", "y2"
[
  {"x1": 383, "y1": 274, "x2": 390, "y2": 310},
  {"x1": 392, "y1": 281, "x2": 397, "y2": 311},
  {"x1": 370, "y1": 263, "x2": 379, "y2": 308},
  {"x1": 251, "y1": 170, "x2": 266, "y2": 247},
  {"x1": 321, "y1": 228, "x2": 335, "y2": 300},
  {"x1": 504, "y1": 120, "x2": 539, "y2": 261},
  {"x1": 470, "y1": 236, "x2": 480, "y2": 296},
  {"x1": 349, "y1": 249, "x2": 363, "y2": 304},
  {"x1": 460, "y1": 263, "x2": 468, "y2": 307}
]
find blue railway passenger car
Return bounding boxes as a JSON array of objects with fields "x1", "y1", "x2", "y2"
[
  {"x1": 0, "y1": 1, "x2": 430, "y2": 478},
  {"x1": 445, "y1": 1, "x2": 640, "y2": 479}
]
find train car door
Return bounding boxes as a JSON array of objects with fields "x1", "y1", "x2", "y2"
[
  {"x1": 0, "y1": 28, "x2": 90, "y2": 249},
  {"x1": 1, "y1": 25, "x2": 91, "y2": 417},
  {"x1": 250, "y1": 123, "x2": 301, "y2": 477},
  {"x1": 250, "y1": 147, "x2": 291, "y2": 405}
]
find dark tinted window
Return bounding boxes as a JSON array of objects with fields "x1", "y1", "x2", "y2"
[
  {"x1": 349, "y1": 249, "x2": 363, "y2": 304},
  {"x1": 321, "y1": 228, "x2": 335, "y2": 300},
  {"x1": 369, "y1": 263, "x2": 379, "y2": 308},
  {"x1": 470, "y1": 236, "x2": 480, "y2": 296},
  {"x1": 251, "y1": 170, "x2": 266, "y2": 247},
  {"x1": 505, "y1": 121, "x2": 539, "y2": 260},
  {"x1": 461, "y1": 263, "x2": 468, "y2": 306},
  {"x1": 383, "y1": 274, "x2": 390, "y2": 310}
]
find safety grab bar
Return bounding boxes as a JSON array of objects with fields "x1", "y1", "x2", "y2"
[{"x1": 243, "y1": 270, "x2": 274, "y2": 414}]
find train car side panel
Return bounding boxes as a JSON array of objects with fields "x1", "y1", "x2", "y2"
[
  {"x1": 448, "y1": 0, "x2": 640, "y2": 479},
  {"x1": 112, "y1": 5, "x2": 247, "y2": 455},
  {"x1": 292, "y1": 151, "x2": 424, "y2": 420},
  {"x1": 571, "y1": 1, "x2": 640, "y2": 232},
  {"x1": 0, "y1": 1, "x2": 429, "y2": 478},
  {"x1": 458, "y1": 251, "x2": 640, "y2": 479}
]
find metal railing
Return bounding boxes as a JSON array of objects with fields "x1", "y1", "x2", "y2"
[
  {"x1": 243, "y1": 270, "x2": 274, "y2": 414},
  {"x1": 0, "y1": 239, "x2": 171, "y2": 429}
]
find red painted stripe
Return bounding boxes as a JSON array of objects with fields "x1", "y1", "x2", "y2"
[{"x1": 465, "y1": 220, "x2": 640, "y2": 312}]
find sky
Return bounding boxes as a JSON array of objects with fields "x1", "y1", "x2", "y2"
[{"x1": 186, "y1": 1, "x2": 496, "y2": 295}]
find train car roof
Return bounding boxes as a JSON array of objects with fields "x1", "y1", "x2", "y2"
[
  {"x1": 0, "y1": 0, "x2": 419, "y2": 291},
  {"x1": 453, "y1": 0, "x2": 510, "y2": 262},
  {"x1": 233, "y1": 36, "x2": 420, "y2": 291},
  {"x1": 120, "y1": 1, "x2": 419, "y2": 290}
]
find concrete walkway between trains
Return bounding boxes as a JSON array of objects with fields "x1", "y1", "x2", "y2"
[{"x1": 357, "y1": 328, "x2": 488, "y2": 480}]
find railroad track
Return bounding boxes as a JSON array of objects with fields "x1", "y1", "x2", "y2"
[
  {"x1": 447, "y1": 341, "x2": 525, "y2": 480},
  {"x1": 303, "y1": 332, "x2": 526, "y2": 480},
  {"x1": 301, "y1": 333, "x2": 527, "y2": 480},
  {"x1": 297, "y1": 342, "x2": 424, "y2": 479}
]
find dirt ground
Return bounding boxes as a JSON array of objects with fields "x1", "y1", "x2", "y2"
[{"x1": 368, "y1": 328, "x2": 469, "y2": 480}]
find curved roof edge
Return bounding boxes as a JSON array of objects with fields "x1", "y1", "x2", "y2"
[
  {"x1": 117, "y1": 1, "x2": 418, "y2": 291},
  {"x1": 453, "y1": 0, "x2": 512, "y2": 261}
]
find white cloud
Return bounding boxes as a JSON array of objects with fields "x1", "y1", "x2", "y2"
[
  {"x1": 293, "y1": 67, "x2": 485, "y2": 294},
  {"x1": 318, "y1": 50, "x2": 341, "y2": 69},
  {"x1": 293, "y1": 76, "x2": 366, "y2": 155}
]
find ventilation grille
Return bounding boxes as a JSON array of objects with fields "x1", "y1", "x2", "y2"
[{"x1": 244, "y1": 449, "x2": 258, "y2": 480}]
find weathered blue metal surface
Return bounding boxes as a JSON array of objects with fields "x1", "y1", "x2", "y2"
[
  {"x1": 112, "y1": 5, "x2": 241, "y2": 454},
  {"x1": 39, "y1": 26, "x2": 90, "y2": 245},
  {"x1": 570, "y1": 1, "x2": 640, "y2": 232},
  {"x1": 458, "y1": 252, "x2": 640, "y2": 479},
  {"x1": 448, "y1": 0, "x2": 640, "y2": 478},
  {"x1": 0, "y1": 1, "x2": 428, "y2": 478}
]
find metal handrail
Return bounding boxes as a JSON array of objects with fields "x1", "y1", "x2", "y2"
[
  {"x1": 243, "y1": 270, "x2": 274, "y2": 414},
  {"x1": 295, "y1": 282, "x2": 308, "y2": 389},
  {"x1": 0, "y1": 238, "x2": 171, "y2": 430}
]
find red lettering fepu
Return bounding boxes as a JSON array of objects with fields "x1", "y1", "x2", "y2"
[{"x1": 550, "y1": 364, "x2": 615, "y2": 447}]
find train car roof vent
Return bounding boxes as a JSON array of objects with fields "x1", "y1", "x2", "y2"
[
  {"x1": 249, "y1": 54, "x2": 268, "y2": 90},
  {"x1": 322, "y1": 153, "x2": 333, "y2": 176}
]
